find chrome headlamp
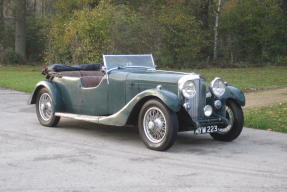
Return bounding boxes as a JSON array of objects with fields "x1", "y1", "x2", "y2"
[
  {"x1": 181, "y1": 81, "x2": 196, "y2": 98},
  {"x1": 210, "y1": 77, "x2": 226, "y2": 97},
  {"x1": 179, "y1": 75, "x2": 199, "y2": 99}
]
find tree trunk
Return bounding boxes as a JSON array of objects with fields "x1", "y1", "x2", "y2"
[
  {"x1": 200, "y1": 0, "x2": 211, "y2": 30},
  {"x1": 0, "y1": 0, "x2": 4, "y2": 64},
  {"x1": 279, "y1": 0, "x2": 287, "y2": 16},
  {"x1": 15, "y1": 0, "x2": 26, "y2": 61},
  {"x1": 0, "y1": 0, "x2": 4, "y2": 45},
  {"x1": 213, "y1": 0, "x2": 222, "y2": 64}
]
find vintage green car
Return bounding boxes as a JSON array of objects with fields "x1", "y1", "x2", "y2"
[{"x1": 29, "y1": 55, "x2": 245, "y2": 151}]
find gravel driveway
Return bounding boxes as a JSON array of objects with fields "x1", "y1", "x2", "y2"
[
  {"x1": 0, "y1": 88, "x2": 287, "y2": 192},
  {"x1": 245, "y1": 87, "x2": 287, "y2": 108}
]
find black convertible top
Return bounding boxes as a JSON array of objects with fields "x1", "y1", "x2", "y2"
[
  {"x1": 42, "y1": 63, "x2": 103, "y2": 79},
  {"x1": 45, "y1": 63, "x2": 103, "y2": 72}
]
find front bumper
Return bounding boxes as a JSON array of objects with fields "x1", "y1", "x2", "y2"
[
  {"x1": 177, "y1": 108, "x2": 228, "y2": 131},
  {"x1": 193, "y1": 117, "x2": 229, "y2": 129}
]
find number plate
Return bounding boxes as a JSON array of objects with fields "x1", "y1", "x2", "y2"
[{"x1": 194, "y1": 125, "x2": 218, "y2": 135}]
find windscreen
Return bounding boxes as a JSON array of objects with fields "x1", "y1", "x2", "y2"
[{"x1": 103, "y1": 55, "x2": 155, "y2": 70}]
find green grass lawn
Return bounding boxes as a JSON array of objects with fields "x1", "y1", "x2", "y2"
[
  {"x1": 181, "y1": 66, "x2": 287, "y2": 92},
  {"x1": 1, "y1": 65, "x2": 287, "y2": 93},
  {"x1": 0, "y1": 65, "x2": 44, "y2": 93},
  {"x1": 244, "y1": 103, "x2": 287, "y2": 133}
]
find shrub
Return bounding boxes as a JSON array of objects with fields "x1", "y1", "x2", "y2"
[
  {"x1": 221, "y1": 0, "x2": 287, "y2": 65},
  {"x1": 2, "y1": 48, "x2": 23, "y2": 64}
]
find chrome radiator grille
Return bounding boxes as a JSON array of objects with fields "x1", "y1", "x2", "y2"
[{"x1": 188, "y1": 78, "x2": 206, "y2": 120}]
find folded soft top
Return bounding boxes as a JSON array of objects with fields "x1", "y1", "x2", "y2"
[
  {"x1": 45, "y1": 63, "x2": 103, "y2": 72},
  {"x1": 41, "y1": 63, "x2": 103, "y2": 79}
]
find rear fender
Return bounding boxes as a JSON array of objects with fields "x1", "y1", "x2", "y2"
[{"x1": 28, "y1": 81, "x2": 63, "y2": 112}]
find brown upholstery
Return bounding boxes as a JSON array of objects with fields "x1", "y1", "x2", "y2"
[
  {"x1": 58, "y1": 71, "x2": 82, "y2": 77},
  {"x1": 81, "y1": 76, "x2": 104, "y2": 88},
  {"x1": 80, "y1": 71, "x2": 104, "y2": 77},
  {"x1": 58, "y1": 70, "x2": 105, "y2": 88}
]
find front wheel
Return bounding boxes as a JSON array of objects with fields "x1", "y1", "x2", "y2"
[
  {"x1": 36, "y1": 88, "x2": 60, "y2": 127},
  {"x1": 138, "y1": 99, "x2": 178, "y2": 151},
  {"x1": 210, "y1": 100, "x2": 244, "y2": 141}
]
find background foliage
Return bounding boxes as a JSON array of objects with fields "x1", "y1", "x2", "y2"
[{"x1": 0, "y1": 0, "x2": 287, "y2": 67}]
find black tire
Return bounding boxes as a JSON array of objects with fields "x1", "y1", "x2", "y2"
[
  {"x1": 138, "y1": 99, "x2": 178, "y2": 151},
  {"x1": 210, "y1": 100, "x2": 244, "y2": 141},
  {"x1": 36, "y1": 88, "x2": 60, "y2": 127}
]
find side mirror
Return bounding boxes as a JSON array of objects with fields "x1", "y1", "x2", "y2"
[{"x1": 101, "y1": 66, "x2": 106, "y2": 73}]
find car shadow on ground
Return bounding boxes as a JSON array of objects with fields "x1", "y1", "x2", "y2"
[{"x1": 56, "y1": 118, "x2": 229, "y2": 153}]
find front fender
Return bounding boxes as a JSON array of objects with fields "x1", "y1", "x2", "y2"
[
  {"x1": 28, "y1": 80, "x2": 63, "y2": 112},
  {"x1": 145, "y1": 89, "x2": 181, "y2": 112},
  {"x1": 222, "y1": 86, "x2": 245, "y2": 106},
  {"x1": 98, "y1": 89, "x2": 180, "y2": 126}
]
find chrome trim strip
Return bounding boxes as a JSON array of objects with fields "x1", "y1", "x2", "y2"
[
  {"x1": 157, "y1": 70, "x2": 190, "y2": 75},
  {"x1": 61, "y1": 76, "x2": 80, "y2": 80},
  {"x1": 55, "y1": 112, "x2": 101, "y2": 123}
]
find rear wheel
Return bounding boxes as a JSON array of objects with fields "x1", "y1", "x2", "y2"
[
  {"x1": 36, "y1": 88, "x2": 60, "y2": 127},
  {"x1": 138, "y1": 99, "x2": 178, "y2": 151},
  {"x1": 210, "y1": 100, "x2": 244, "y2": 141}
]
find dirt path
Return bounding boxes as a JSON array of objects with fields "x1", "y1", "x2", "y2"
[{"x1": 244, "y1": 87, "x2": 287, "y2": 109}]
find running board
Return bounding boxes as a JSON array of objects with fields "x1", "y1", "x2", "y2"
[{"x1": 55, "y1": 112, "x2": 102, "y2": 124}]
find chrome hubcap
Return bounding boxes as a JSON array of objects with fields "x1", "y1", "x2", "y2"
[
  {"x1": 38, "y1": 93, "x2": 53, "y2": 121},
  {"x1": 220, "y1": 105, "x2": 234, "y2": 134},
  {"x1": 143, "y1": 107, "x2": 167, "y2": 143}
]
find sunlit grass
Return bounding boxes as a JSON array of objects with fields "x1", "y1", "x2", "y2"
[
  {"x1": 0, "y1": 65, "x2": 44, "y2": 93},
  {"x1": 178, "y1": 66, "x2": 287, "y2": 92},
  {"x1": 244, "y1": 103, "x2": 287, "y2": 133},
  {"x1": 0, "y1": 65, "x2": 287, "y2": 93}
]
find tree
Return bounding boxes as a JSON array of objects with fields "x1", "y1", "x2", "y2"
[
  {"x1": 213, "y1": 0, "x2": 222, "y2": 64},
  {"x1": 221, "y1": 0, "x2": 287, "y2": 64},
  {"x1": 15, "y1": 0, "x2": 26, "y2": 60},
  {"x1": 277, "y1": 0, "x2": 287, "y2": 15},
  {"x1": 0, "y1": 0, "x2": 4, "y2": 46}
]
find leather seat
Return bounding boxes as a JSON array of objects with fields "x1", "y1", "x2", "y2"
[
  {"x1": 81, "y1": 71, "x2": 105, "y2": 88},
  {"x1": 58, "y1": 71, "x2": 81, "y2": 77},
  {"x1": 59, "y1": 70, "x2": 105, "y2": 88},
  {"x1": 81, "y1": 76, "x2": 104, "y2": 88},
  {"x1": 80, "y1": 71, "x2": 104, "y2": 77}
]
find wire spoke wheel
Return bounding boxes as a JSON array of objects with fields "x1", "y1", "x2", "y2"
[
  {"x1": 36, "y1": 88, "x2": 60, "y2": 127},
  {"x1": 38, "y1": 93, "x2": 53, "y2": 121},
  {"x1": 143, "y1": 107, "x2": 167, "y2": 144},
  {"x1": 219, "y1": 105, "x2": 234, "y2": 134},
  {"x1": 210, "y1": 101, "x2": 244, "y2": 142}
]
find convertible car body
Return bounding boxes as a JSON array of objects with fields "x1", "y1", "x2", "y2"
[{"x1": 29, "y1": 55, "x2": 245, "y2": 151}]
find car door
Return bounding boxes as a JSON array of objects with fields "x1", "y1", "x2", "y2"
[
  {"x1": 78, "y1": 75, "x2": 109, "y2": 116},
  {"x1": 107, "y1": 71, "x2": 129, "y2": 115}
]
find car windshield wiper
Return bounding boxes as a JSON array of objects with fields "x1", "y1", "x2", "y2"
[
  {"x1": 107, "y1": 65, "x2": 154, "y2": 74},
  {"x1": 120, "y1": 66, "x2": 154, "y2": 70}
]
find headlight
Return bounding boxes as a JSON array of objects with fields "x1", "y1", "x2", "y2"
[
  {"x1": 204, "y1": 105, "x2": 213, "y2": 117},
  {"x1": 181, "y1": 80, "x2": 196, "y2": 99},
  {"x1": 210, "y1": 77, "x2": 226, "y2": 97}
]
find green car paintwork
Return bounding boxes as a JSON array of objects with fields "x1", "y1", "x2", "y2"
[{"x1": 29, "y1": 68, "x2": 245, "y2": 127}]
